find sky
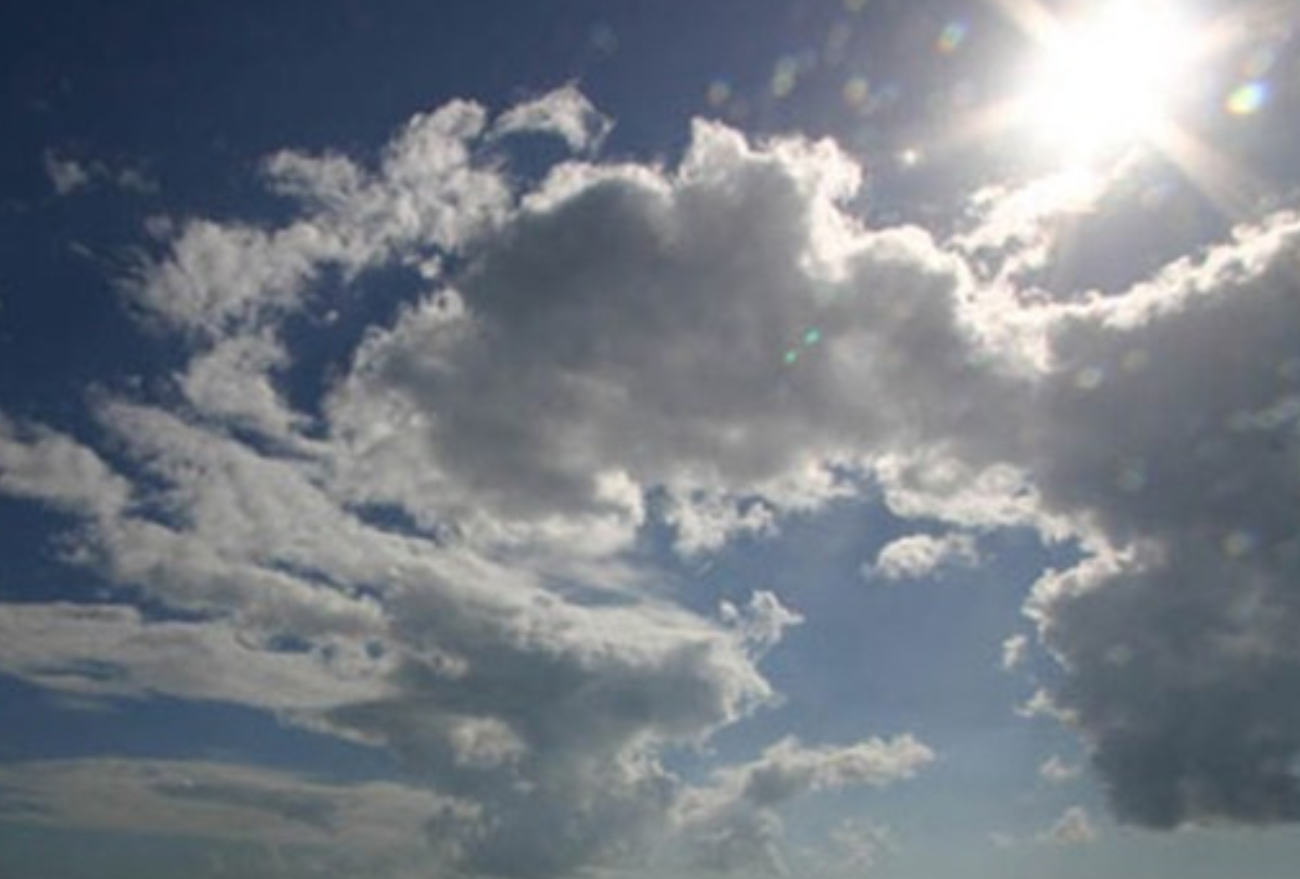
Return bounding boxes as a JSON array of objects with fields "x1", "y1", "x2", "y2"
[{"x1": 1, "y1": 0, "x2": 1300, "y2": 877}]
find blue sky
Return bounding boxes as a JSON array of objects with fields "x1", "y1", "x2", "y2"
[{"x1": 3, "y1": 1, "x2": 1300, "y2": 877}]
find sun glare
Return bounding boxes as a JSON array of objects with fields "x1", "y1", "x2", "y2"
[{"x1": 1017, "y1": 3, "x2": 1199, "y2": 160}]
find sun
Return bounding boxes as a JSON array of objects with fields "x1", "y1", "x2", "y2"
[{"x1": 1015, "y1": 2, "x2": 1200, "y2": 161}]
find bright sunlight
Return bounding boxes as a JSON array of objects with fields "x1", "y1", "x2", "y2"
[{"x1": 1016, "y1": 2, "x2": 1201, "y2": 160}]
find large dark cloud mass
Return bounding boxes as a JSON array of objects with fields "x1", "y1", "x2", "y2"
[{"x1": 1026, "y1": 216, "x2": 1300, "y2": 826}]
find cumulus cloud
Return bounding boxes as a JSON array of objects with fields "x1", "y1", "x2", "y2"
[
  {"x1": 1022, "y1": 214, "x2": 1300, "y2": 828},
  {"x1": 720, "y1": 591, "x2": 804, "y2": 655},
  {"x1": 2, "y1": 85, "x2": 1299, "y2": 876},
  {"x1": 324, "y1": 118, "x2": 1011, "y2": 549},
  {"x1": 872, "y1": 451, "x2": 1060, "y2": 535},
  {"x1": 868, "y1": 531, "x2": 979, "y2": 582},
  {"x1": 332, "y1": 580, "x2": 774, "y2": 878}
]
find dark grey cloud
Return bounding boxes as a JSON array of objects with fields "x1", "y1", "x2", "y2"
[{"x1": 1025, "y1": 215, "x2": 1300, "y2": 827}]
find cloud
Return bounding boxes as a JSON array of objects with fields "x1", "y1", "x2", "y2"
[
  {"x1": 716, "y1": 734, "x2": 935, "y2": 805},
  {"x1": 491, "y1": 84, "x2": 613, "y2": 152},
  {"x1": 1001, "y1": 633, "x2": 1031, "y2": 671},
  {"x1": 676, "y1": 735, "x2": 933, "y2": 875},
  {"x1": 1021, "y1": 213, "x2": 1300, "y2": 828},
  {"x1": 0, "y1": 413, "x2": 132, "y2": 520},
  {"x1": 1041, "y1": 806, "x2": 1097, "y2": 845},
  {"x1": 829, "y1": 818, "x2": 896, "y2": 870},
  {"x1": 951, "y1": 167, "x2": 1112, "y2": 287},
  {"x1": 0, "y1": 602, "x2": 391, "y2": 712},
  {"x1": 3, "y1": 87, "x2": 1300, "y2": 875},
  {"x1": 331, "y1": 578, "x2": 775, "y2": 878},
  {"x1": 126, "y1": 100, "x2": 509, "y2": 336},
  {"x1": 42, "y1": 151, "x2": 91, "y2": 195},
  {"x1": 868, "y1": 531, "x2": 979, "y2": 581},
  {"x1": 720, "y1": 591, "x2": 804, "y2": 655},
  {"x1": 42, "y1": 149, "x2": 158, "y2": 196},
  {"x1": 0, "y1": 758, "x2": 474, "y2": 877},
  {"x1": 872, "y1": 450, "x2": 1059, "y2": 535},
  {"x1": 177, "y1": 329, "x2": 307, "y2": 440},
  {"x1": 0, "y1": 380, "x2": 780, "y2": 879},
  {"x1": 1039, "y1": 755, "x2": 1082, "y2": 784},
  {"x1": 661, "y1": 489, "x2": 777, "y2": 557},
  {"x1": 324, "y1": 118, "x2": 1011, "y2": 550}
]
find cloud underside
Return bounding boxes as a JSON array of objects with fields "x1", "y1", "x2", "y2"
[{"x1": 2, "y1": 85, "x2": 1300, "y2": 875}]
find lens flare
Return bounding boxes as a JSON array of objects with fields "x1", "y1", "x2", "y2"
[
  {"x1": 937, "y1": 21, "x2": 969, "y2": 54},
  {"x1": 842, "y1": 76, "x2": 870, "y2": 107},
  {"x1": 1226, "y1": 81, "x2": 1269, "y2": 116}
]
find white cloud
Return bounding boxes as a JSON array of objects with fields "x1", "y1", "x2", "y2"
[
  {"x1": 42, "y1": 149, "x2": 158, "y2": 196},
  {"x1": 869, "y1": 531, "x2": 979, "y2": 582},
  {"x1": 716, "y1": 735, "x2": 934, "y2": 805},
  {"x1": 324, "y1": 117, "x2": 1011, "y2": 552},
  {"x1": 127, "y1": 100, "x2": 509, "y2": 337},
  {"x1": 872, "y1": 451, "x2": 1059, "y2": 535},
  {"x1": 42, "y1": 150, "x2": 92, "y2": 195},
  {"x1": 951, "y1": 167, "x2": 1111, "y2": 287},
  {"x1": 0, "y1": 602, "x2": 391, "y2": 711},
  {"x1": 662, "y1": 490, "x2": 777, "y2": 557},
  {"x1": 0, "y1": 414, "x2": 132, "y2": 520},
  {"x1": 1041, "y1": 806, "x2": 1097, "y2": 845},
  {"x1": 829, "y1": 818, "x2": 896, "y2": 870},
  {"x1": 1001, "y1": 633, "x2": 1030, "y2": 671},
  {"x1": 676, "y1": 735, "x2": 933, "y2": 875},
  {"x1": 720, "y1": 591, "x2": 803, "y2": 655},
  {"x1": 3, "y1": 396, "x2": 778, "y2": 879},
  {"x1": 1039, "y1": 755, "x2": 1082, "y2": 784},
  {"x1": 178, "y1": 329, "x2": 307, "y2": 441},
  {"x1": 492, "y1": 84, "x2": 613, "y2": 152},
  {"x1": 0, "y1": 758, "x2": 474, "y2": 877}
]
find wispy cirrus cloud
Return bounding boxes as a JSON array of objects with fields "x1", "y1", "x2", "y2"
[
  {"x1": 1042, "y1": 805, "x2": 1098, "y2": 845},
  {"x1": 676, "y1": 734, "x2": 933, "y2": 874},
  {"x1": 490, "y1": 84, "x2": 613, "y2": 152},
  {"x1": 0, "y1": 758, "x2": 473, "y2": 876},
  {"x1": 42, "y1": 149, "x2": 158, "y2": 196}
]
